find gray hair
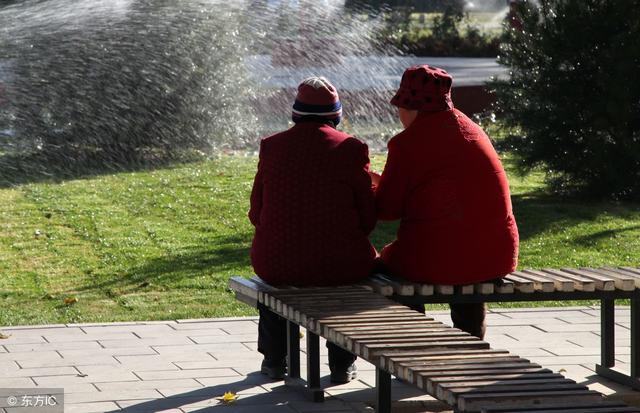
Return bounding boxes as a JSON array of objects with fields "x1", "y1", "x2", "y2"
[{"x1": 300, "y1": 76, "x2": 333, "y2": 90}]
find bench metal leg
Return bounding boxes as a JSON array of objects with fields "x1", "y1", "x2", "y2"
[
  {"x1": 596, "y1": 295, "x2": 640, "y2": 389},
  {"x1": 632, "y1": 293, "x2": 640, "y2": 381},
  {"x1": 287, "y1": 321, "x2": 300, "y2": 379},
  {"x1": 285, "y1": 323, "x2": 325, "y2": 402},
  {"x1": 601, "y1": 298, "x2": 615, "y2": 368},
  {"x1": 306, "y1": 331, "x2": 324, "y2": 402},
  {"x1": 376, "y1": 367, "x2": 391, "y2": 413}
]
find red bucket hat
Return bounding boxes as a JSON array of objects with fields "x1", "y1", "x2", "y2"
[{"x1": 390, "y1": 65, "x2": 454, "y2": 112}]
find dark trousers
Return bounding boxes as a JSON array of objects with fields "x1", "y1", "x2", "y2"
[
  {"x1": 257, "y1": 304, "x2": 357, "y2": 371},
  {"x1": 404, "y1": 301, "x2": 487, "y2": 339}
]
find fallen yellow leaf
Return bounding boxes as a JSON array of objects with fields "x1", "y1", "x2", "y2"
[
  {"x1": 63, "y1": 296, "x2": 79, "y2": 305},
  {"x1": 299, "y1": 331, "x2": 304, "y2": 339},
  {"x1": 0, "y1": 332, "x2": 11, "y2": 339},
  {"x1": 217, "y1": 391, "x2": 237, "y2": 404}
]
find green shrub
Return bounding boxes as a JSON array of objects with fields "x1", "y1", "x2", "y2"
[
  {"x1": 493, "y1": 0, "x2": 640, "y2": 200},
  {"x1": 379, "y1": 6, "x2": 500, "y2": 57},
  {"x1": 345, "y1": 0, "x2": 465, "y2": 13}
]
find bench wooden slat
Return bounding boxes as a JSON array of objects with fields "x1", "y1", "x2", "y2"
[
  {"x1": 394, "y1": 355, "x2": 523, "y2": 379},
  {"x1": 302, "y1": 306, "x2": 413, "y2": 315},
  {"x1": 446, "y1": 382, "x2": 588, "y2": 406},
  {"x1": 358, "y1": 277, "x2": 394, "y2": 296},
  {"x1": 523, "y1": 269, "x2": 576, "y2": 292},
  {"x1": 439, "y1": 378, "x2": 575, "y2": 404},
  {"x1": 511, "y1": 271, "x2": 556, "y2": 292},
  {"x1": 282, "y1": 300, "x2": 393, "y2": 315},
  {"x1": 438, "y1": 376, "x2": 572, "y2": 394},
  {"x1": 356, "y1": 333, "x2": 484, "y2": 348},
  {"x1": 317, "y1": 315, "x2": 434, "y2": 338},
  {"x1": 411, "y1": 362, "x2": 543, "y2": 384},
  {"x1": 346, "y1": 328, "x2": 464, "y2": 340},
  {"x1": 503, "y1": 273, "x2": 535, "y2": 293},
  {"x1": 290, "y1": 306, "x2": 415, "y2": 325},
  {"x1": 304, "y1": 308, "x2": 416, "y2": 320},
  {"x1": 419, "y1": 368, "x2": 555, "y2": 391},
  {"x1": 495, "y1": 278, "x2": 516, "y2": 294},
  {"x1": 560, "y1": 268, "x2": 616, "y2": 291},
  {"x1": 415, "y1": 283, "x2": 435, "y2": 296},
  {"x1": 248, "y1": 276, "x2": 280, "y2": 305},
  {"x1": 476, "y1": 282, "x2": 496, "y2": 294},
  {"x1": 430, "y1": 372, "x2": 562, "y2": 384},
  {"x1": 620, "y1": 266, "x2": 640, "y2": 276},
  {"x1": 423, "y1": 372, "x2": 561, "y2": 393},
  {"x1": 436, "y1": 284, "x2": 455, "y2": 295},
  {"x1": 314, "y1": 313, "x2": 430, "y2": 326},
  {"x1": 371, "y1": 273, "x2": 415, "y2": 296},
  {"x1": 484, "y1": 408, "x2": 640, "y2": 413},
  {"x1": 409, "y1": 361, "x2": 540, "y2": 381},
  {"x1": 603, "y1": 266, "x2": 640, "y2": 279},
  {"x1": 270, "y1": 290, "x2": 382, "y2": 300},
  {"x1": 382, "y1": 348, "x2": 511, "y2": 372},
  {"x1": 331, "y1": 320, "x2": 444, "y2": 333},
  {"x1": 337, "y1": 325, "x2": 460, "y2": 336},
  {"x1": 365, "y1": 339, "x2": 490, "y2": 360},
  {"x1": 400, "y1": 355, "x2": 526, "y2": 368},
  {"x1": 459, "y1": 284, "x2": 476, "y2": 294},
  {"x1": 458, "y1": 389, "x2": 603, "y2": 412},
  {"x1": 229, "y1": 276, "x2": 276, "y2": 307},
  {"x1": 417, "y1": 366, "x2": 550, "y2": 380},
  {"x1": 339, "y1": 325, "x2": 451, "y2": 335},
  {"x1": 351, "y1": 334, "x2": 474, "y2": 354},
  {"x1": 537, "y1": 269, "x2": 596, "y2": 292},
  {"x1": 480, "y1": 400, "x2": 637, "y2": 413},
  {"x1": 334, "y1": 329, "x2": 469, "y2": 344},
  {"x1": 582, "y1": 267, "x2": 637, "y2": 290},
  {"x1": 352, "y1": 332, "x2": 471, "y2": 344}
]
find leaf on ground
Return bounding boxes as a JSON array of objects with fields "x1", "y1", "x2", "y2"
[
  {"x1": 299, "y1": 331, "x2": 304, "y2": 339},
  {"x1": 0, "y1": 332, "x2": 11, "y2": 339},
  {"x1": 63, "y1": 296, "x2": 79, "y2": 305},
  {"x1": 217, "y1": 391, "x2": 237, "y2": 404}
]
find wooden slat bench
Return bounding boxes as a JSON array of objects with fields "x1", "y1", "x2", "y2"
[
  {"x1": 229, "y1": 273, "x2": 640, "y2": 413},
  {"x1": 362, "y1": 266, "x2": 640, "y2": 390}
]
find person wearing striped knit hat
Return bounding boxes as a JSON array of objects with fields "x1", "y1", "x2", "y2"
[{"x1": 249, "y1": 76, "x2": 377, "y2": 382}]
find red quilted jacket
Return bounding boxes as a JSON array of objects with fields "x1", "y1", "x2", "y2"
[
  {"x1": 375, "y1": 109, "x2": 519, "y2": 284},
  {"x1": 249, "y1": 122, "x2": 377, "y2": 286}
]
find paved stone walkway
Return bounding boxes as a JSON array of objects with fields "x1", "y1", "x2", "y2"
[{"x1": 1, "y1": 306, "x2": 638, "y2": 413}]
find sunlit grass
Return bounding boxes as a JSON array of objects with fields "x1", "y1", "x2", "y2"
[{"x1": 1, "y1": 154, "x2": 639, "y2": 325}]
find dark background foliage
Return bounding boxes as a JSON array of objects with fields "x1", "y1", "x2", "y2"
[
  {"x1": 393, "y1": 5, "x2": 500, "y2": 56},
  {"x1": 492, "y1": 0, "x2": 640, "y2": 200},
  {"x1": 345, "y1": 0, "x2": 467, "y2": 13}
]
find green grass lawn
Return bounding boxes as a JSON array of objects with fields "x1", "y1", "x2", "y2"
[{"x1": 1, "y1": 154, "x2": 639, "y2": 326}]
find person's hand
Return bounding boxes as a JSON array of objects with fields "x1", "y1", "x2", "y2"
[{"x1": 369, "y1": 170, "x2": 381, "y2": 186}]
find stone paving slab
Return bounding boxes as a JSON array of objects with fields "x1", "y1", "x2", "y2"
[{"x1": 1, "y1": 306, "x2": 640, "y2": 412}]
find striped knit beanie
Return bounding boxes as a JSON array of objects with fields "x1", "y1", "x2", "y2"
[
  {"x1": 292, "y1": 76, "x2": 342, "y2": 126},
  {"x1": 390, "y1": 65, "x2": 454, "y2": 112}
]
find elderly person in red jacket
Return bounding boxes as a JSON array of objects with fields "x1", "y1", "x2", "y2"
[
  {"x1": 371, "y1": 65, "x2": 519, "y2": 339},
  {"x1": 249, "y1": 76, "x2": 377, "y2": 382}
]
